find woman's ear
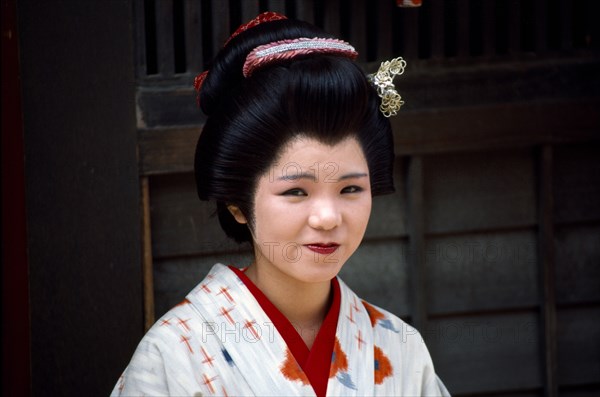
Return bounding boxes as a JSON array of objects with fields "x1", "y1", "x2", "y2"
[{"x1": 227, "y1": 205, "x2": 247, "y2": 224}]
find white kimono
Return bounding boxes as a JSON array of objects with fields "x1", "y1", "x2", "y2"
[{"x1": 112, "y1": 264, "x2": 450, "y2": 396}]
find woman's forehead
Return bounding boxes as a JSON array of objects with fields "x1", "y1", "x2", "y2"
[
  {"x1": 264, "y1": 136, "x2": 369, "y2": 181},
  {"x1": 275, "y1": 135, "x2": 365, "y2": 163}
]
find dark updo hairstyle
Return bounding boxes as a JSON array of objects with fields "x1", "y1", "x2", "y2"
[{"x1": 194, "y1": 17, "x2": 395, "y2": 244}]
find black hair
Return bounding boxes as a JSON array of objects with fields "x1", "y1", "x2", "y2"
[{"x1": 194, "y1": 18, "x2": 395, "y2": 244}]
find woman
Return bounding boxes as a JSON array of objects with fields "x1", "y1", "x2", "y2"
[{"x1": 113, "y1": 12, "x2": 449, "y2": 396}]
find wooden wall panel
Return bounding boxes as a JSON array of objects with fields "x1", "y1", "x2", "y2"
[
  {"x1": 427, "y1": 312, "x2": 543, "y2": 395},
  {"x1": 365, "y1": 157, "x2": 407, "y2": 238},
  {"x1": 554, "y1": 142, "x2": 600, "y2": 224},
  {"x1": 339, "y1": 240, "x2": 411, "y2": 318},
  {"x1": 150, "y1": 173, "x2": 240, "y2": 258},
  {"x1": 138, "y1": 126, "x2": 199, "y2": 174},
  {"x1": 556, "y1": 307, "x2": 600, "y2": 387},
  {"x1": 555, "y1": 225, "x2": 600, "y2": 305},
  {"x1": 136, "y1": 90, "x2": 204, "y2": 130},
  {"x1": 19, "y1": 0, "x2": 142, "y2": 394},
  {"x1": 366, "y1": 193, "x2": 406, "y2": 238},
  {"x1": 426, "y1": 231, "x2": 538, "y2": 315},
  {"x1": 560, "y1": 388, "x2": 600, "y2": 397},
  {"x1": 423, "y1": 149, "x2": 536, "y2": 234}
]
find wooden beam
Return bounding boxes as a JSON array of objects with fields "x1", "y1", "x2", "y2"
[
  {"x1": 537, "y1": 145, "x2": 558, "y2": 397},
  {"x1": 402, "y1": 6, "x2": 419, "y2": 59},
  {"x1": 508, "y1": 0, "x2": 522, "y2": 54},
  {"x1": 156, "y1": 0, "x2": 175, "y2": 76},
  {"x1": 559, "y1": 0, "x2": 573, "y2": 51},
  {"x1": 241, "y1": 1, "x2": 259, "y2": 23},
  {"x1": 430, "y1": 0, "x2": 445, "y2": 59},
  {"x1": 456, "y1": 0, "x2": 469, "y2": 58},
  {"x1": 406, "y1": 156, "x2": 428, "y2": 332},
  {"x1": 377, "y1": 0, "x2": 393, "y2": 60},
  {"x1": 391, "y1": 99, "x2": 600, "y2": 156},
  {"x1": 184, "y1": 0, "x2": 204, "y2": 74},
  {"x1": 141, "y1": 177, "x2": 156, "y2": 331},
  {"x1": 211, "y1": 0, "x2": 230, "y2": 56},
  {"x1": 323, "y1": 0, "x2": 340, "y2": 36},
  {"x1": 133, "y1": 0, "x2": 147, "y2": 77},
  {"x1": 349, "y1": 0, "x2": 367, "y2": 62},
  {"x1": 137, "y1": 99, "x2": 600, "y2": 175},
  {"x1": 482, "y1": 0, "x2": 495, "y2": 57},
  {"x1": 534, "y1": 0, "x2": 548, "y2": 54},
  {"x1": 266, "y1": 0, "x2": 286, "y2": 15},
  {"x1": 295, "y1": 0, "x2": 315, "y2": 24},
  {"x1": 139, "y1": 126, "x2": 199, "y2": 175}
]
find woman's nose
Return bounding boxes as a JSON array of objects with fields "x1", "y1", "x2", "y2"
[{"x1": 308, "y1": 201, "x2": 342, "y2": 230}]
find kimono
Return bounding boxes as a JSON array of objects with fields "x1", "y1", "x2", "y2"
[{"x1": 112, "y1": 264, "x2": 450, "y2": 396}]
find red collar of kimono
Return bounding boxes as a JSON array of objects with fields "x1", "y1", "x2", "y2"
[{"x1": 229, "y1": 266, "x2": 341, "y2": 397}]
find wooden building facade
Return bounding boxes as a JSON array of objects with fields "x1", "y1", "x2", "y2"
[
  {"x1": 6, "y1": 0, "x2": 599, "y2": 396},
  {"x1": 136, "y1": 1, "x2": 600, "y2": 395}
]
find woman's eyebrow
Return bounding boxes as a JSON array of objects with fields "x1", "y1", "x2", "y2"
[
  {"x1": 277, "y1": 172, "x2": 317, "y2": 182},
  {"x1": 336, "y1": 172, "x2": 368, "y2": 182},
  {"x1": 277, "y1": 172, "x2": 368, "y2": 182}
]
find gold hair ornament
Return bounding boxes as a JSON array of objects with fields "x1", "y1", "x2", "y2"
[{"x1": 368, "y1": 57, "x2": 407, "y2": 117}]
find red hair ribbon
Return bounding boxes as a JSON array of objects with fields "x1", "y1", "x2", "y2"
[
  {"x1": 396, "y1": 0, "x2": 422, "y2": 6},
  {"x1": 225, "y1": 11, "x2": 287, "y2": 46},
  {"x1": 194, "y1": 11, "x2": 288, "y2": 107},
  {"x1": 243, "y1": 37, "x2": 358, "y2": 78}
]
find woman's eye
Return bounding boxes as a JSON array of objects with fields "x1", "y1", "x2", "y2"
[
  {"x1": 281, "y1": 188, "x2": 307, "y2": 197},
  {"x1": 341, "y1": 185, "x2": 363, "y2": 194}
]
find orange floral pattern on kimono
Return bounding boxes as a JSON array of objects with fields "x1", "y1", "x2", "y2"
[
  {"x1": 329, "y1": 337, "x2": 349, "y2": 378},
  {"x1": 374, "y1": 346, "x2": 393, "y2": 384},
  {"x1": 362, "y1": 300, "x2": 386, "y2": 327},
  {"x1": 280, "y1": 348, "x2": 310, "y2": 385}
]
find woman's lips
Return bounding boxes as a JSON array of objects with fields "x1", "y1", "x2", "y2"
[{"x1": 304, "y1": 243, "x2": 340, "y2": 255}]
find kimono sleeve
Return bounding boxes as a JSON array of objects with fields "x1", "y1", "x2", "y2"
[
  {"x1": 422, "y1": 371, "x2": 451, "y2": 397},
  {"x1": 110, "y1": 336, "x2": 171, "y2": 396}
]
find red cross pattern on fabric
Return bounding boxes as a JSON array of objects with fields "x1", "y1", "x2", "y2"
[
  {"x1": 243, "y1": 319, "x2": 261, "y2": 340},
  {"x1": 356, "y1": 330, "x2": 365, "y2": 350},
  {"x1": 346, "y1": 307, "x2": 355, "y2": 324},
  {"x1": 200, "y1": 346, "x2": 215, "y2": 367},
  {"x1": 219, "y1": 306, "x2": 236, "y2": 325},
  {"x1": 160, "y1": 318, "x2": 172, "y2": 327},
  {"x1": 180, "y1": 335, "x2": 194, "y2": 354},
  {"x1": 351, "y1": 297, "x2": 360, "y2": 313},
  {"x1": 177, "y1": 317, "x2": 191, "y2": 332},
  {"x1": 202, "y1": 373, "x2": 218, "y2": 394},
  {"x1": 217, "y1": 286, "x2": 235, "y2": 303},
  {"x1": 200, "y1": 283, "x2": 211, "y2": 294}
]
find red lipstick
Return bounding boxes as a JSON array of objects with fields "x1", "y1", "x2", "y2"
[{"x1": 304, "y1": 243, "x2": 339, "y2": 255}]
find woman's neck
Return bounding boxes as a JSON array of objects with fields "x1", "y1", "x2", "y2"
[{"x1": 244, "y1": 263, "x2": 332, "y2": 349}]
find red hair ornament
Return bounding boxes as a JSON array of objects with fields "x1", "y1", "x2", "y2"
[{"x1": 242, "y1": 37, "x2": 358, "y2": 77}]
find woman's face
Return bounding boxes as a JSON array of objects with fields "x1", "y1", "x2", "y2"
[{"x1": 244, "y1": 136, "x2": 372, "y2": 285}]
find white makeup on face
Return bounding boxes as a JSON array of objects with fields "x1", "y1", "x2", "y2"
[{"x1": 245, "y1": 136, "x2": 372, "y2": 288}]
